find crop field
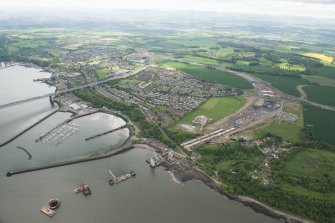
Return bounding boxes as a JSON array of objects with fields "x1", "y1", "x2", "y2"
[
  {"x1": 251, "y1": 73, "x2": 310, "y2": 97},
  {"x1": 303, "y1": 75, "x2": 335, "y2": 87},
  {"x1": 174, "y1": 97, "x2": 244, "y2": 128},
  {"x1": 254, "y1": 102, "x2": 303, "y2": 143},
  {"x1": 315, "y1": 65, "x2": 335, "y2": 79},
  {"x1": 303, "y1": 52, "x2": 333, "y2": 64},
  {"x1": 182, "y1": 55, "x2": 220, "y2": 65},
  {"x1": 304, "y1": 86, "x2": 335, "y2": 107},
  {"x1": 161, "y1": 61, "x2": 252, "y2": 89},
  {"x1": 303, "y1": 105, "x2": 335, "y2": 147}
]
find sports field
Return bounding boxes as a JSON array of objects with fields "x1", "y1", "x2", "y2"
[{"x1": 175, "y1": 97, "x2": 244, "y2": 127}]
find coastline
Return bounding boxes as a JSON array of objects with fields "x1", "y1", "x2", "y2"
[{"x1": 134, "y1": 143, "x2": 312, "y2": 223}]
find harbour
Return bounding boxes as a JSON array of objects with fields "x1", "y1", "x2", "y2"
[{"x1": 0, "y1": 65, "x2": 279, "y2": 223}]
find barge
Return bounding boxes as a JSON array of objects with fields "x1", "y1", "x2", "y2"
[{"x1": 108, "y1": 170, "x2": 136, "y2": 185}]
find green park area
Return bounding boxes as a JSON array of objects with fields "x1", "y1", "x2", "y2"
[{"x1": 174, "y1": 97, "x2": 244, "y2": 128}]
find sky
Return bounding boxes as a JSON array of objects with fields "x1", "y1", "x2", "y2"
[{"x1": 2, "y1": 0, "x2": 335, "y2": 19}]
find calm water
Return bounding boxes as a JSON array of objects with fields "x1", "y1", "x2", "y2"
[
  {"x1": 0, "y1": 65, "x2": 57, "y2": 144},
  {"x1": 0, "y1": 65, "x2": 279, "y2": 223}
]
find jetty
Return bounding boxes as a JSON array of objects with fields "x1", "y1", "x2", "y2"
[{"x1": 85, "y1": 124, "x2": 129, "y2": 141}]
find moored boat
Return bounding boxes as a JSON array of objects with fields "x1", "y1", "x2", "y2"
[{"x1": 73, "y1": 184, "x2": 87, "y2": 193}]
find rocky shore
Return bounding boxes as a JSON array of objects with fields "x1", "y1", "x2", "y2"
[{"x1": 161, "y1": 160, "x2": 312, "y2": 223}]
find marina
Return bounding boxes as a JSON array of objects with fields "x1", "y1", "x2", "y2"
[
  {"x1": 37, "y1": 121, "x2": 80, "y2": 145},
  {"x1": 0, "y1": 65, "x2": 279, "y2": 223}
]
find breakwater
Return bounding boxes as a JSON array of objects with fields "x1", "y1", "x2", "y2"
[
  {"x1": 7, "y1": 143, "x2": 134, "y2": 177},
  {"x1": 0, "y1": 109, "x2": 58, "y2": 147}
]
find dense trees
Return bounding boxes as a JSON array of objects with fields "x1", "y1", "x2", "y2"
[{"x1": 198, "y1": 141, "x2": 335, "y2": 223}]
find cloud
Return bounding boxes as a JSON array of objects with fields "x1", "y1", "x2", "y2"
[
  {"x1": 280, "y1": 0, "x2": 335, "y2": 4},
  {"x1": 1, "y1": 0, "x2": 335, "y2": 19}
]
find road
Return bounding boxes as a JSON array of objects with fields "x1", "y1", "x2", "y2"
[
  {"x1": 0, "y1": 66, "x2": 148, "y2": 110},
  {"x1": 166, "y1": 56, "x2": 335, "y2": 112}
]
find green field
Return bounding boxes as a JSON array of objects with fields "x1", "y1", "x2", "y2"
[
  {"x1": 255, "y1": 121, "x2": 303, "y2": 143},
  {"x1": 304, "y1": 86, "x2": 335, "y2": 107},
  {"x1": 315, "y1": 65, "x2": 335, "y2": 79},
  {"x1": 175, "y1": 97, "x2": 244, "y2": 127},
  {"x1": 161, "y1": 61, "x2": 252, "y2": 89},
  {"x1": 283, "y1": 148, "x2": 335, "y2": 199},
  {"x1": 285, "y1": 149, "x2": 335, "y2": 179},
  {"x1": 303, "y1": 75, "x2": 335, "y2": 87},
  {"x1": 95, "y1": 67, "x2": 111, "y2": 80},
  {"x1": 182, "y1": 55, "x2": 220, "y2": 65},
  {"x1": 254, "y1": 102, "x2": 303, "y2": 143},
  {"x1": 304, "y1": 104, "x2": 335, "y2": 147},
  {"x1": 199, "y1": 142, "x2": 263, "y2": 174},
  {"x1": 251, "y1": 73, "x2": 310, "y2": 97}
]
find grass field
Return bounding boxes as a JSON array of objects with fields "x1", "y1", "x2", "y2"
[
  {"x1": 251, "y1": 73, "x2": 310, "y2": 97},
  {"x1": 285, "y1": 149, "x2": 335, "y2": 179},
  {"x1": 304, "y1": 86, "x2": 335, "y2": 107},
  {"x1": 174, "y1": 97, "x2": 244, "y2": 128},
  {"x1": 254, "y1": 102, "x2": 303, "y2": 143},
  {"x1": 314, "y1": 65, "x2": 335, "y2": 80},
  {"x1": 304, "y1": 104, "x2": 335, "y2": 147},
  {"x1": 161, "y1": 61, "x2": 252, "y2": 89},
  {"x1": 303, "y1": 53, "x2": 333, "y2": 64},
  {"x1": 95, "y1": 67, "x2": 111, "y2": 80},
  {"x1": 282, "y1": 148, "x2": 335, "y2": 199}
]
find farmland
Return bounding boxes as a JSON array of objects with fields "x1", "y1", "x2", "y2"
[
  {"x1": 314, "y1": 65, "x2": 335, "y2": 79},
  {"x1": 303, "y1": 52, "x2": 333, "y2": 64},
  {"x1": 251, "y1": 73, "x2": 310, "y2": 97},
  {"x1": 304, "y1": 86, "x2": 335, "y2": 107},
  {"x1": 303, "y1": 75, "x2": 335, "y2": 87},
  {"x1": 161, "y1": 61, "x2": 252, "y2": 89},
  {"x1": 304, "y1": 105, "x2": 335, "y2": 147}
]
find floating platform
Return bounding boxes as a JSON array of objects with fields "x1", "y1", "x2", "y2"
[
  {"x1": 40, "y1": 205, "x2": 56, "y2": 217},
  {"x1": 108, "y1": 170, "x2": 136, "y2": 185}
]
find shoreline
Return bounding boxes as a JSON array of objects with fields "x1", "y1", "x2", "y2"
[
  {"x1": 135, "y1": 143, "x2": 312, "y2": 223},
  {"x1": 166, "y1": 162, "x2": 311, "y2": 223}
]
